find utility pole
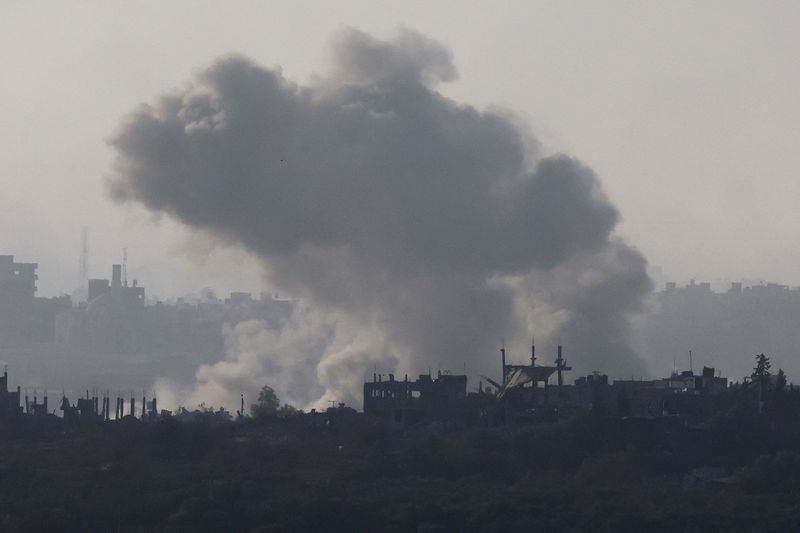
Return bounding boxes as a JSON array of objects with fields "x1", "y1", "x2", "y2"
[{"x1": 500, "y1": 339, "x2": 506, "y2": 386}]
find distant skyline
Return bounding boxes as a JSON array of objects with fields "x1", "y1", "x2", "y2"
[{"x1": 2, "y1": 2, "x2": 798, "y2": 297}]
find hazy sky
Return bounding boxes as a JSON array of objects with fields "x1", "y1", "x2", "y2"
[{"x1": 2, "y1": 1, "x2": 798, "y2": 297}]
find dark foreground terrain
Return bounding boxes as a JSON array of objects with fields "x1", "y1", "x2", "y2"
[{"x1": 2, "y1": 406, "x2": 800, "y2": 533}]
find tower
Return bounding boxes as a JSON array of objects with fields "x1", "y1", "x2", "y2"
[
  {"x1": 78, "y1": 226, "x2": 88, "y2": 290},
  {"x1": 122, "y1": 247, "x2": 128, "y2": 287},
  {"x1": 554, "y1": 344, "x2": 571, "y2": 391}
]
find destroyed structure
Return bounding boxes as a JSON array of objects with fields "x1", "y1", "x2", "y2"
[
  {"x1": 0, "y1": 368, "x2": 22, "y2": 415},
  {"x1": 363, "y1": 371, "x2": 467, "y2": 424},
  {"x1": 491, "y1": 343, "x2": 571, "y2": 414},
  {"x1": 364, "y1": 341, "x2": 732, "y2": 425},
  {"x1": 0, "y1": 365, "x2": 163, "y2": 427},
  {"x1": 58, "y1": 390, "x2": 159, "y2": 425}
]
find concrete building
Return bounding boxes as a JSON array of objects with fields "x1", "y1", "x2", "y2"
[
  {"x1": 363, "y1": 371, "x2": 467, "y2": 424},
  {"x1": 0, "y1": 255, "x2": 37, "y2": 295},
  {"x1": 56, "y1": 264, "x2": 147, "y2": 353},
  {"x1": 0, "y1": 255, "x2": 38, "y2": 346},
  {"x1": 0, "y1": 369, "x2": 22, "y2": 414}
]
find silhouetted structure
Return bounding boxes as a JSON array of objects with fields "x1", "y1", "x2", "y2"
[
  {"x1": 57, "y1": 264, "x2": 146, "y2": 353},
  {"x1": 27, "y1": 393, "x2": 48, "y2": 416},
  {"x1": 494, "y1": 342, "x2": 572, "y2": 407},
  {"x1": 56, "y1": 263, "x2": 294, "y2": 359},
  {"x1": 0, "y1": 369, "x2": 22, "y2": 414},
  {"x1": 363, "y1": 340, "x2": 735, "y2": 426},
  {"x1": 0, "y1": 255, "x2": 38, "y2": 345},
  {"x1": 363, "y1": 371, "x2": 467, "y2": 424}
]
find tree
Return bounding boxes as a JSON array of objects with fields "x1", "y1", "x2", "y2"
[
  {"x1": 250, "y1": 385, "x2": 280, "y2": 418},
  {"x1": 752, "y1": 354, "x2": 774, "y2": 409},
  {"x1": 753, "y1": 353, "x2": 772, "y2": 378},
  {"x1": 277, "y1": 403, "x2": 300, "y2": 418},
  {"x1": 776, "y1": 368, "x2": 787, "y2": 392}
]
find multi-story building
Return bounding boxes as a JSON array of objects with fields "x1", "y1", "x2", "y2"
[{"x1": 363, "y1": 371, "x2": 467, "y2": 424}]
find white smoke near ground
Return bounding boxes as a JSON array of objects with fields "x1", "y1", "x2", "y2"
[
  {"x1": 108, "y1": 28, "x2": 652, "y2": 411},
  {"x1": 154, "y1": 304, "x2": 397, "y2": 411}
]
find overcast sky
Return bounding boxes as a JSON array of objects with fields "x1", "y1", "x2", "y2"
[{"x1": 1, "y1": 1, "x2": 798, "y2": 298}]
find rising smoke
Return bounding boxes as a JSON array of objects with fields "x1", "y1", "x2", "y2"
[{"x1": 108, "y1": 28, "x2": 652, "y2": 409}]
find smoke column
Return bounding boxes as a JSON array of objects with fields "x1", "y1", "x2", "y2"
[{"x1": 108, "y1": 28, "x2": 652, "y2": 409}]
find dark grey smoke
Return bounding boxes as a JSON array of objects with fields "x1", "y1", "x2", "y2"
[{"x1": 107, "y1": 28, "x2": 651, "y2": 407}]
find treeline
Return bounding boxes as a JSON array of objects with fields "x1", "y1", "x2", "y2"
[{"x1": 4, "y1": 397, "x2": 800, "y2": 531}]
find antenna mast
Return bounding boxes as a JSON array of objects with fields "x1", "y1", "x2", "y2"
[
  {"x1": 78, "y1": 226, "x2": 88, "y2": 290},
  {"x1": 122, "y1": 247, "x2": 128, "y2": 287}
]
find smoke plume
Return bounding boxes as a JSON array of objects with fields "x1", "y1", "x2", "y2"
[{"x1": 108, "y1": 28, "x2": 651, "y2": 408}]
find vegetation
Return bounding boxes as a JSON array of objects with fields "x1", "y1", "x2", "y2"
[
  {"x1": 753, "y1": 353, "x2": 772, "y2": 377},
  {"x1": 250, "y1": 385, "x2": 280, "y2": 418},
  {"x1": 2, "y1": 391, "x2": 800, "y2": 532},
  {"x1": 2, "y1": 366, "x2": 800, "y2": 531}
]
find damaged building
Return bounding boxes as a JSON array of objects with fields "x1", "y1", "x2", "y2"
[
  {"x1": 495, "y1": 344, "x2": 729, "y2": 419},
  {"x1": 491, "y1": 343, "x2": 571, "y2": 414},
  {"x1": 363, "y1": 371, "x2": 467, "y2": 424},
  {"x1": 363, "y1": 341, "x2": 731, "y2": 425},
  {"x1": 0, "y1": 369, "x2": 22, "y2": 415}
]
